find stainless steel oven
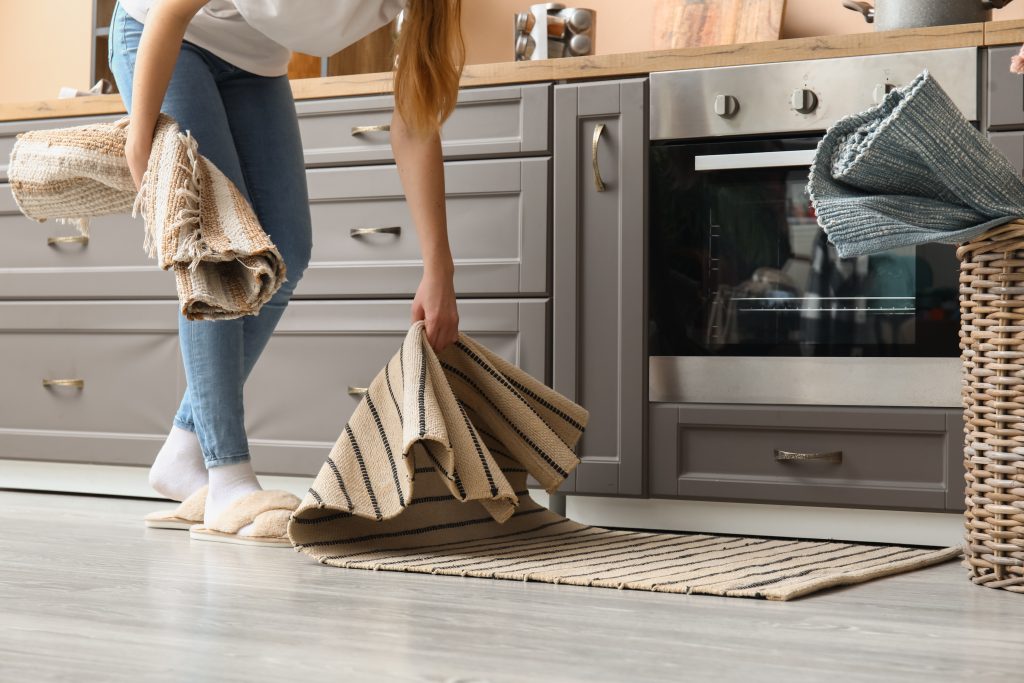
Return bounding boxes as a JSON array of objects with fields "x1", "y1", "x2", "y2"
[{"x1": 647, "y1": 48, "x2": 979, "y2": 407}]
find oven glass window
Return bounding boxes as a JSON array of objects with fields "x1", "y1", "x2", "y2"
[{"x1": 648, "y1": 138, "x2": 960, "y2": 358}]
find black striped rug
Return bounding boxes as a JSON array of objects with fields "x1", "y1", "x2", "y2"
[
  {"x1": 288, "y1": 323, "x2": 960, "y2": 600},
  {"x1": 290, "y1": 448, "x2": 959, "y2": 600}
]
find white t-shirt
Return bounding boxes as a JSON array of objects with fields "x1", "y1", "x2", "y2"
[{"x1": 118, "y1": 0, "x2": 407, "y2": 77}]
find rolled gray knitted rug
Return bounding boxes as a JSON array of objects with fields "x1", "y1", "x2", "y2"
[{"x1": 808, "y1": 71, "x2": 1024, "y2": 258}]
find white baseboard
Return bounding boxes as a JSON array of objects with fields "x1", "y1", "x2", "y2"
[
  {"x1": 566, "y1": 495, "x2": 963, "y2": 547},
  {"x1": 0, "y1": 460, "x2": 960, "y2": 546},
  {"x1": 0, "y1": 459, "x2": 315, "y2": 500}
]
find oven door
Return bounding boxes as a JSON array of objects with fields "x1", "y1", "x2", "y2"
[{"x1": 648, "y1": 137, "x2": 962, "y2": 407}]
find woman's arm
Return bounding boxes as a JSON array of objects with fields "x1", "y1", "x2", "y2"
[
  {"x1": 390, "y1": 108, "x2": 460, "y2": 353},
  {"x1": 124, "y1": 0, "x2": 209, "y2": 190}
]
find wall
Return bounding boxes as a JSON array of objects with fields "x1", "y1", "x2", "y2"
[
  {"x1": 0, "y1": 0, "x2": 94, "y2": 103},
  {"x1": 4, "y1": 0, "x2": 1024, "y2": 104},
  {"x1": 464, "y1": 0, "x2": 1024, "y2": 64}
]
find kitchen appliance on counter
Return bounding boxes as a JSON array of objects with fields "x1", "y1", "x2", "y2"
[
  {"x1": 842, "y1": 0, "x2": 1014, "y2": 31},
  {"x1": 648, "y1": 48, "x2": 979, "y2": 407},
  {"x1": 514, "y1": 3, "x2": 595, "y2": 61}
]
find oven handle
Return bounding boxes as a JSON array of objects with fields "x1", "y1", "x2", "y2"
[{"x1": 694, "y1": 149, "x2": 818, "y2": 171}]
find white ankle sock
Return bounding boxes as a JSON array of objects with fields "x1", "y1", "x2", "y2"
[
  {"x1": 149, "y1": 425, "x2": 209, "y2": 502},
  {"x1": 205, "y1": 460, "x2": 262, "y2": 535}
]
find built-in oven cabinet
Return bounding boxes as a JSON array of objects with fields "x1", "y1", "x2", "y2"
[
  {"x1": 551, "y1": 79, "x2": 647, "y2": 496},
  {"x1": 649, "y1": 403, "x2": 965, "y2": 512}
]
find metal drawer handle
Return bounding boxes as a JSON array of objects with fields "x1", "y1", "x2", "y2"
[
  {"x1": 348, "y1": 386, "x2": 369, "y2": 397},
  {"x1": 592, "y1": 123, "x2": 607, "y2": 192},
  {"x1": 42, "y1": 378, "x2": 85, "y2": 389},
  {"x1": 774, "y1": 449, "x2": 842, "y2": 464},
  {"x1": 351, "y1": 124, "x2": 391, "y2": 136},
  {"x1": 47, "y1": 235, "x2": 89, "y2": 247},
  {"x1": 350, "y1": 226, "x2": 401, "y2": 238}
]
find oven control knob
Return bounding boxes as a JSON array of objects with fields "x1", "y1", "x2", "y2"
[
  {"x1": 873, "y1": 82, "x2": 896, "y2": 104},
  {"x1": 791, "y1": 88, "x2": 818, "y2": 114},
  {"x1": 714, "y1": 94, "x2": 739, "y2": 118}
]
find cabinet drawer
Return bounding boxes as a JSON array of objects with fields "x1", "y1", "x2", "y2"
[
  {"x1": 0, "y1": 185, "x2": 175, "y2": 299},
  {"x1": 990, "y1": 131, "x2": 1024, "y2": 175},
  {"x1": 302, "y1": 158, "x2": 548, "y2": 297},
  {"x1": 297, "y1": 84, "x2": 550, "y2": 166},
  {"x1": 0, "y1": 301, "x2": 183, "y2": 458},
  {"x1": 243, "y1": 298, "x2": 548, "y2": 476},
  {"x1": 649, "y1": 404, "x2": 963, "y2": 511},
  {"x1": 988, "y1": 46, "x2": 1024, "y2": 129}
]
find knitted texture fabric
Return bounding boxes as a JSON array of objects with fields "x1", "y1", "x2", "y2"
[
  {"x1": 808, "y1": 71, "x2": 1024, "y2": 258},
  {"x1": 8, "y1": 113, "x2": 286, "y2": 320}
]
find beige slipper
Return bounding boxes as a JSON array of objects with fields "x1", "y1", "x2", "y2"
[
  {"x1": 144, "y1": 485, "x2": 208, "y2": 530},
  {"x1": 188, "y1": 489, "x2": 300, "y2": 548}
]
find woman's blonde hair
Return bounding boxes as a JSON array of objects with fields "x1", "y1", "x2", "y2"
[{"x1": 394, "y1": 0, "x2": 465, "y2": 136}]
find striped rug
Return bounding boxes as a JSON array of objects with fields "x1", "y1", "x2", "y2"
[{"x1": 288, "y1": 323, "x2": 960, "y2": 601}]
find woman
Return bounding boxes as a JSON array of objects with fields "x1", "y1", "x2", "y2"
[{"x1": 109, "y1": 0, "x2": 462, "y2": 541}]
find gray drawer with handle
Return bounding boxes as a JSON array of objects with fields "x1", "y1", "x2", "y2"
[
  {"x1": 297, "y1": 84, "x2": 550, "y2": 166},
  {"x1": 649, "y1": 403, "x2": 964, "y2": 512},
  {"x1": 0, "y1": 300, "x2": 184, "y2": 466},
  {"x1": 0, "y1": 184, "x2": 175, "y2": 299},
  {"x1": 302, "y1": 157, "x2": 549, "y2": 297},
  {"x1": 0, "y1": 114, "x2": 121, "y2": 182},
  {"x1": 243, "y1": 298, "x2": 548, "y2": 476}
]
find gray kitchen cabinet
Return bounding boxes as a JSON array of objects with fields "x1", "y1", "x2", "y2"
[
  {"x1": 649, "y1": 403, "x2": 965, "y2": 512},
  {"x1": 0, "y1": 300, "x2": 185, "y2": 467},
  {"x1": 552, "y1": 79, "x2": 647, "y2": 496},
  {"x1": 297, "y1": 84, "x2": 551, "y2": 167},
  {"x1": 990, "y1": 130, "x2": 1024, "y2": 174},
  {"x1": 301, "y1": 157, "x2": 549, "y2": 297},
  {"x1": 0, "y1": 298, "x2": 547, "y2": 477},
  {"x1": 0, "y1": 184, "x2": 175, "y2": 299},
  {"x1": 987, "y1": 46, "x2": 1024, "y2": 129},
  {"x1": 244, "y1": 298, "x2": 549, "y2": 476}
]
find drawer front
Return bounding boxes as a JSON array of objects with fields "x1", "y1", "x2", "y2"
[
  {"x1": 649, "y1": 404, "x2": 962, "y2": 511},
  {"x1": 303, "y1": 158, "x2": 548, "y2": 297},
  {"x1": 990, "y1": 131, "x2": 1024, "y2": 175},
  {"x1": 0, "y1": 301, "x2": 183, "y2": 451},
  {"x1": 0, "y1": 114, "x2": 121, "y2": 182},
  {"x1": 988, "y1": 46, "x2": 1024, "y2": 129},
  {"x1": 0, "y1": 185, "x2": 175, "y2": 299},
  {"x1": 243, "y1": 298, "x2": 548, "y2": 476},
  {"x1": 297, "y1": 84, "x2": 550, "y2": 166}
]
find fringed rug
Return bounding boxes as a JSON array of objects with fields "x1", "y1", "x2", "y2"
[{"x1": 288, "y1": 323, "x2": 960, "y2": 601}]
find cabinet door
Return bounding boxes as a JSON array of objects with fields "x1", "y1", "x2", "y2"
[
  {"x1": 990, "y1": 131, "x2": 1024, "y2": 175},
  {"x1": 552, "y1": 79, "x2": 647, "y2": 496},
  {"x1": 988, "y1": 46, "x2": 1024, "y2": 129}
]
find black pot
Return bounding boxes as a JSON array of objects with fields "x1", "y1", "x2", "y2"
[{"x1": 842, "y1": 0, "x2": 1013, "y2": 31}]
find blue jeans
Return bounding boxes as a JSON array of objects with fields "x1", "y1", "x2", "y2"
[{"x1": 108, "y1": 2, "x2": 313, "y2": 468}]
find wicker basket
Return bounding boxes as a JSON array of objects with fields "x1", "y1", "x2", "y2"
[{"x1": 957, "y1": 220, "x2": 1024, "y2": 593}]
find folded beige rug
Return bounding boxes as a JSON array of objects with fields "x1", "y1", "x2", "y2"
[
  {"x1": 8, "y1": 113, "x2": 285, "y2": 320},
  {"x1": 289, "y1": 323, "x2": 961, "y2": 600}
]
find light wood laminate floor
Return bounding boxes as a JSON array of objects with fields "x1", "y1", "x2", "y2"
[{"x1": 1, "y1": 490, "x2": 1020, "y2": 683}]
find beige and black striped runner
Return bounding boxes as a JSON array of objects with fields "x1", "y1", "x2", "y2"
[{"x1": 288, "y1": 323, "x2": 960, "y2": 601}]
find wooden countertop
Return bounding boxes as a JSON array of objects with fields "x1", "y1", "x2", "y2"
[{"x1": 3, "y1": 18, "x2": 1021, "y2": 123}]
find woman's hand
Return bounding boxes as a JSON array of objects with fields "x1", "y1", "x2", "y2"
[
  {"x1": 125, "y1": 129, "x2": 152, "y2": 191},
  {"x1": 412, "y1": 263, "x2": 459, "y2": 353}
]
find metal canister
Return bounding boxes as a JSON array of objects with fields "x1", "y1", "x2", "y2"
[{"x1": 515, "y1": 4, "x2": 596, "y2": 61}]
